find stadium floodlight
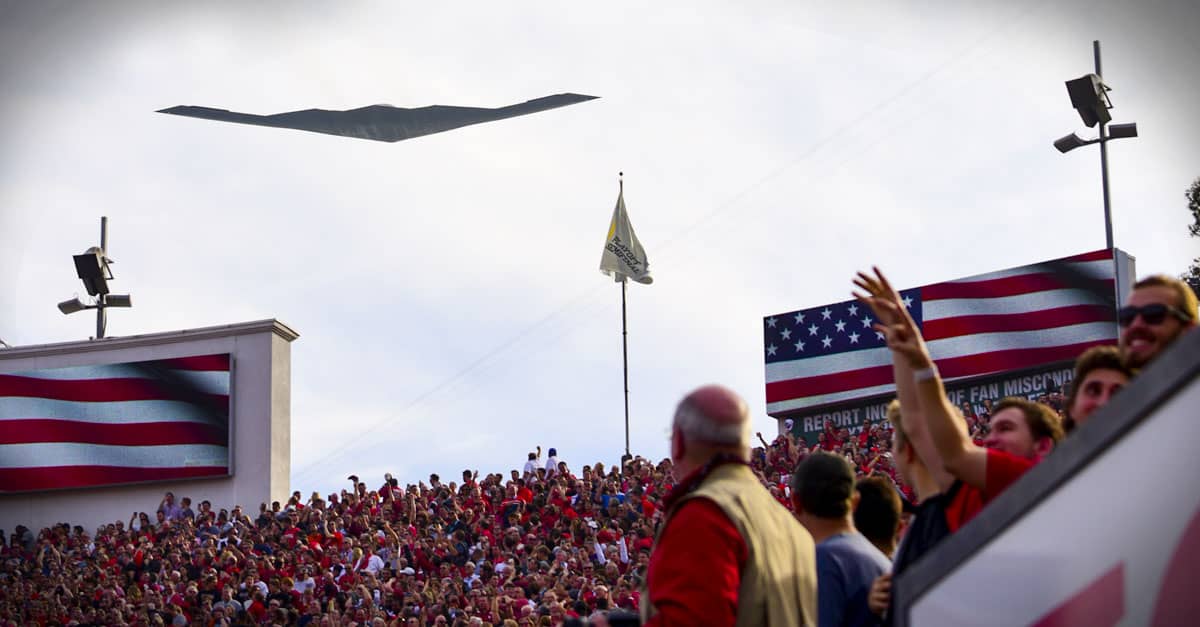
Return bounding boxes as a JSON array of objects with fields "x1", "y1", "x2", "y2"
[
  {"x1": 58, "y1": 298, "x2": 88, "y2": 314},
  {"x1": 58, "y1": 217, "x2": 132, "y2": 339},
  {"x1": 1053, "y1": 41, "x2": 1138, "y2": 251},
  {"x1": 1053, "y1": 133, "x2": 1093, "y2": 154},
  {"x1": 1108, "y1": 122, "x2": 1138, "y2": 139},
  {"x1": 72, "y1": 247, "x2": 111, "y2": 296},
  {"x1": 1064, "y1": 73, "x2": 1111, "y2": 128}
]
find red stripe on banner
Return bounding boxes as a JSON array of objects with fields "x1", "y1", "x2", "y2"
[
  {"x1": 157, "y1": 354, "x2": 230, "y2": 372},
  {"x1": 922, "y1": 305, "x2": 1117, "y2": 340},
  {"x1": 766, "y1": 340, "x2": 1109, "y2": 404},
  {"x1": 1151, "y1": 505, "x2": 1200, "y2": 626},
  {"x1": 0, "y1": 465, "x2": 228, "y2": 493},
  {"x1": 1031, "y1": 563, "x2": 1124, "y2": 627},
  {"x1": 765, "y1": 364, "x2": 894, "y2": 403},
  {"x1": 0, "y1": 419, "x2": 227, "y2": 446},
  {"x1": 936, "y1": 340, "x2": 1110, "y2": 380},
  {"x1": 0, "y1": 375, "x2": 228, "y2": 406},
  {"x1": 1064, "y1": 249, "x2": 1114, "y2": 262},
  {"x1": 923, "y1": 274, "x2": 1113, "y2": 301}
]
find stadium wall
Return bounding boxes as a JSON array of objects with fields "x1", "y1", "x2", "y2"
[{"x1": 0, "y1": 319, "x2": 298, "y2": 535}]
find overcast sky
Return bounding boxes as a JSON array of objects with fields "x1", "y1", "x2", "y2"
[{"x1": 1, "y1": 0, "x2": 1197, "y2": 497}]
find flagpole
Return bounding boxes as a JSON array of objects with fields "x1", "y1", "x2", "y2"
[
  {"x1": 619, "y1": 173, "x2": 631, "y2": 461},
  {"x1": 621, "y1": 276, "x2": 630, "y2": 460}
]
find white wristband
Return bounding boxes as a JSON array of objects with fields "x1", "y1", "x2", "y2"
[{"x1": 913, "y1": 365, "x2": 939, "y2": 382}]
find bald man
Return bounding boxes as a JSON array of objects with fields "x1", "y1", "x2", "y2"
[{"x1": 642, "y1": 385, "x2": 817, "y2": 627}]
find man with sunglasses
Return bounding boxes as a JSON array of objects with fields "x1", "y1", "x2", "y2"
[{"x1": 1119, "y1": 275, "x2": 1197, "y2": 371}]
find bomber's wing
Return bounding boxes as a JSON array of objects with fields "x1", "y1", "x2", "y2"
[{"x1": 157, "y1": 93, "x2": 599, "y2": 143}]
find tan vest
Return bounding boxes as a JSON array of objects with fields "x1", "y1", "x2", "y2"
[{"x1": 642, "y1": 463, "x2": 817, "y2": 627}]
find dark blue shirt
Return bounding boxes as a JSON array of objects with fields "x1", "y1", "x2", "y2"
[{"x1": 817, "y1": 531, "x2": 892, "y2": 627}]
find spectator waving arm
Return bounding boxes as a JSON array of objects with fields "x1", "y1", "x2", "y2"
[
  {"x1": 858, "y1": 267, "x2": 987, "y2": 490},
  {"x1": 855, "y1": 268, "x2": 956, "y2": 493},
  {"x1": 382, "y1": 521, "x2": 400, "y2": 546}
]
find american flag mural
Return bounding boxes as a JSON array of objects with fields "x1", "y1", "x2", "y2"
[
  {"x1": 765, "y1": 250, "x2": 1129, "y2": 415},
  {"x1": 0, "y1": 354, "x2": 231, "y2": 492}
]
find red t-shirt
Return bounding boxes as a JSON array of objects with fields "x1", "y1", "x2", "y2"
[
  {"x1": 946, "y1": 448, "x2": 1037, "y2": 532},
  {"x1": 246, "y1": 600, "x2": 267, "y2": 621},
  {"x1": 983, "y1": 448, "x2": 1036, "y2": 501},
  {"x1": 634, "y1": 535, "x2": 653, "y2": 553},
  {"x1": 615, "y1": 589, "x2": 641, "y2": 611},
  {"x1": 944, "y1": 481, "x2": 985, "y2": 533}
]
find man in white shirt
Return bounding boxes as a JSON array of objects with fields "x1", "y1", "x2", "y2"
[
  {"x1": 293, "y1": 567, "x2": 316, "y2": 594},
  {"x1": 523, "y1": 447, "x2": 541, "y2": 479}
]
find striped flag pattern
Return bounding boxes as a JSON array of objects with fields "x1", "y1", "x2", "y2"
[
  {"x1": 765, "y1": 250, "x2": 1120, "y2": 415},
  {"x1": 0, "y1": 354, "x2": 231, "y2": 493}
]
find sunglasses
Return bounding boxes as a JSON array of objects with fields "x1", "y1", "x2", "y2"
[{"x1": 1118, "y1": 303, "x2": 1191, "y2": 327}]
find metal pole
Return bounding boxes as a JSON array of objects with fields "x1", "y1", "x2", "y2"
[
  {"x1": 96, "y1": 298, "x2": 107, "y2": 339},
  {"x1": 97, "y1": 216, "x2": 108, "y2": 339},
  {"x1": 1094, "y1": 41, "x2": 1114, "y2": 250},
  {"x1": 621, "y1": 277, "x2": 630, "y2": 459}
]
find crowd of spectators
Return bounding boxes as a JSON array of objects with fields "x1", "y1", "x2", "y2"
[
  {"x1": 0, "y1": 424, "x2": 924, "y2": 627},
  {"x1": 2, "y1": 275, "x2": 1191, "y2": 626},
  {"x1": 0, "y1": 378, "x2": 1135, "y2": 627}
]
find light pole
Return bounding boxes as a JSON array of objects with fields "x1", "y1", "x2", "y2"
[
  {"x1": 57, "y1": 216, "x2": 133, "y2": 339},
  {"x1": 1054, "y1": 40, "x2": 1138, "y2": 250}
]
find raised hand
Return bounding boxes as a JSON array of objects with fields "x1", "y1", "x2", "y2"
[
  {"x1": 852, "y1": 267, "x2": 907, "y2": 328},
  {"x1": 853, "y1": 267, "x2": 933, "y2": 369},
  {"x1": 876, "y1": 315, "x2": 933, "y2": 369}
]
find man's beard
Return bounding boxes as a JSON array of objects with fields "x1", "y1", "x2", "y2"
[{"x1": 1122, "y1": 325, "x2": 1183, "y2": 369}]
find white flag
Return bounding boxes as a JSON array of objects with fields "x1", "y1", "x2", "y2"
[{"x1": 599, "y1": 188, "x2": 653, "y2": 284}]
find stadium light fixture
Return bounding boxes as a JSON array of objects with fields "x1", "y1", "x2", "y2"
[
  {"x1": 105, "y1": 294, "x2": 133, "y2": 308},
  {"x1": 1108, "y1": 122, "x2": 1138, "y2": 139},
  {"x1": 1053, "y1": 41, "x2": 1138, "y2": 251},
  {"x1": 57, "y1": 298, "x2": 87, "y2": 314},
  {"x1": 72, "y1": 247, "x2": 111, "y2": 296},
  {"x1": 1053, "y1": 133, "x2": 1092, "y2": 154},
  {"x1": 1064, "y1": 73, "x2": 1111, "y2": 128},
  {"x1": 57, "y1": 216, "x2": 133, "y2": 339}
]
